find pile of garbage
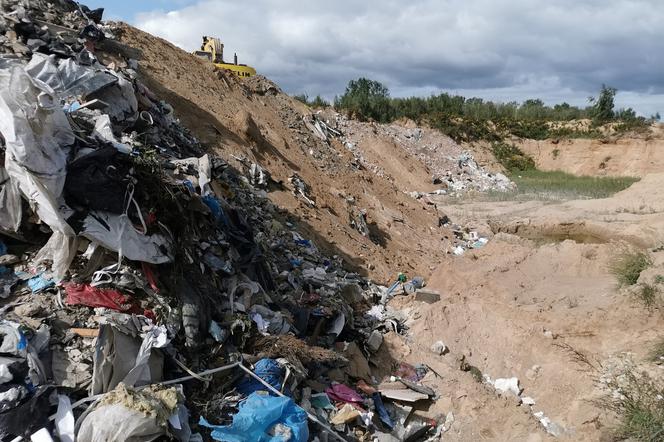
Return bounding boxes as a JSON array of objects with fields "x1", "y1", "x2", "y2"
[
  {"x1": 0, "y1": 1, "x2": 443, "y2": 441},
  {"x1": 316, "y1": 111, "x2": 514, "y2": 194}
]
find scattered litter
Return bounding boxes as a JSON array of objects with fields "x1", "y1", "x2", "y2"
[
  {"x1": 430, "y1": 340, "x2": 448, "y2": 355},
  {"x1": 493, "y1": 377, "x2": 521, "y2": 397}
]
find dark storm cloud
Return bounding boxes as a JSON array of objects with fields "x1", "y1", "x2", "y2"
[{"x1": 135, "y1": 0, "x2": 664, "y2": 114}]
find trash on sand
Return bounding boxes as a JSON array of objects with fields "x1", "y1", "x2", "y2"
[{"x1": 493, "y1": 377, "x2": 521, "y2": 397}]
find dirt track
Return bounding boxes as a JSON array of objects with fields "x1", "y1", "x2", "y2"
[{"x1": 110, "y1": 22, "x2": 664, "y2": 440}]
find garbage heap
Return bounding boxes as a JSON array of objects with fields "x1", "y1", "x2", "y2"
[{"x1": 0, "y1": 1, "x2": 442, "y2": 441}]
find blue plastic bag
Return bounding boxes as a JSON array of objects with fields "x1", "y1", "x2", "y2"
[
  {"x1": 199, "y1": 392, "x2": 308, "y2": 442},
  {"x1": 236, "y1": 359, "x2": 289, "y2": 396},
  {"x1": 27, "y1": 274, "x2": 55, "y2": 293}
]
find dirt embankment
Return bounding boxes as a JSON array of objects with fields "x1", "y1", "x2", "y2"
[
  {"x1": 107, "y1": 24, "x2": 443, "y2": 283},
  {"x1": 108, "y1": 24, "x2": 506, "y2": 284},
  {"x1": 517, "y1": 128, "x2": 664, "y2": 177}
]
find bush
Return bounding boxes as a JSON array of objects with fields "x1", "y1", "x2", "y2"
[
  {"x1": 428, "y1": 114, "x2": 499, "y2": 143},
  {"x1": 548, "y1": 127, "x2": 603, "y2": 139},
  {"x1": 636, "y1": 283, "x2": 659, "y2": 308},
  {"x1": 614, "y1": 117, "x2": 651, "y2": 135},
  {"x1": 491, "y1": 142, "x2": 536, "y2": 171},
  {"x1": 332, "y1": 79, "x2": 644, "y2": 142},
  {"x1": 609, "y1": 250, "x2": 652, "y2": 287},
  {"x1": 294, "y1": 93, "x2": 330, "y2": 108},
  {"x1": 495, "y1": 119, "x2": 550, "y2": 140},
  {"x1": 602, "y1": 370, "x2": 664, "y2": 441}
]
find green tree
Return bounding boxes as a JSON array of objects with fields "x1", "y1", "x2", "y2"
[
  {"x1": 310, "y1": 95, "x2": 330, "y2": 108},
  {"x1": 335, "y1": 78, "x2": 393, "y2": 122},
  {"x1": 590, "y1": 85, "x2": 617, "y2": 124}
]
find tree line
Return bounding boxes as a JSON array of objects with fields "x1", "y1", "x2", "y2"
[{"x1": 296, "y1": 78, "x2": 658, "y2": 142}]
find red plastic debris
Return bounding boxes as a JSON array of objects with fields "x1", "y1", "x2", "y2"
[
  {"x1": 325, "y1": 383, "x2": 364, "y2": 404},
  {"x1": 141, "y1": 262, "x2": 160, "y2": 293},
  {"x1": 64, "y1": 283, "x2": 141, "y2": 313}
]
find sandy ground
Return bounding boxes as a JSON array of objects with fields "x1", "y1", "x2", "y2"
[
  {"x1": 391, "y1": 176, "x2": 664, "y2": 440},
  {"x1": 104, "y1": 23, "x2": 664, "y2": 441}
]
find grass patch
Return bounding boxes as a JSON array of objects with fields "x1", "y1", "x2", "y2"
[
  {"x1": 602, "y1": 370, "x2": 664, "y2": 441},
  {"x1": 609, "y1": 250, "x2": 652, "y2": 287},
  {"x1": 510, "y1": 170, "x2": 639, "y2": 200},
  {"x1": 444, "y1": 170, "x2": 639, "y2": 203}
]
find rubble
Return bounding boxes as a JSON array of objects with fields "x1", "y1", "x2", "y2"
[
  {"x1": 0, "y1": 1, "x2": 441, "y2": 440},
  {"x1": 314, "y1": 110, "x2": 515, "y2": 195}
]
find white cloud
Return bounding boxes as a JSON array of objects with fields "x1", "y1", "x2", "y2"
[{"x1": 134, "y1": 0, "x2": 664, "y2": 115}]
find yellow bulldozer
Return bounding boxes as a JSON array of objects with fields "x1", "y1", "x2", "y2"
[{"x1": 193, "y1": 36, "x2": 256, "y2": 78}]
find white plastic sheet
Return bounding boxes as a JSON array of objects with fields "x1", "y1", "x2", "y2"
[
  {"x1": 122, "y1": 324, "x2": 170, "y2": 387},
  {"x1": 24, "y1": 53, "x2": 116, "y2": 99},
  {"x1": 0, "y1": 167, "x2": 22, "y2": 232},
  {"x1": 0, "y1": 55, "x2": 76, "y2": 279},
  {"x1": 55, "y1": 395, "x2": 75, "y2": 442},
  {"x1": 91, "y1": 114, "x2": 132, "y2": 154},
  {"x1": 82, "y1": 211, "x2": 173, "y2": 264}
]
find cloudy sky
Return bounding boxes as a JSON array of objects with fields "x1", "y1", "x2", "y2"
[{"x1": 88, "y1": 0, "x2": 663, "y2": 116}]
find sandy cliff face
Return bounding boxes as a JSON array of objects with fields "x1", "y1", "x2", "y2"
[{"x1": 518, "y1": 128, "x2": 664, "y2": 177}]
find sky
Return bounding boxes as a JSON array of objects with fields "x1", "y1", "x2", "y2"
[{"x1": 86, "y1": 0, "x2": 664, "y2": 117}]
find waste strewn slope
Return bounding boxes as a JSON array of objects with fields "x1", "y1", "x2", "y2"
[{"x1": 110, "y1": 24, "x2": 510, "y2": 283}]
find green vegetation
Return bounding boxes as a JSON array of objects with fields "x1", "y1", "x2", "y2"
[
  {"x1": 589, "y1": 84, "x2": 616, "y2": 125},
  {"x1": 602, "y1": 370, "x2": 664, "y2": 441},
  {"x1": 488, "y1": 142, "x2": 638, "y2": 200},
  {"x1": 636, "y1": 283, "x2": 659, "y2": 308},
  {"x1": 609, "y1": 250, "x2": 652, "y2": 287},
  {"x1": 294, "y1": 93, "x2": 330, "y2": 108},
  {"x1": 548, "y1": 126, "x2": 603, "y2": 139},
  {"x1": 333, "y1": 78, "x2": 392, "y2": 122},
  {"x1": 332, "y1": 78, "x2": 655, "y2": 142},
  {"x1": 510, "y1": 170, "x2": 639, "y2": 199},
  {"x1": 491, "y1": 142, "x2": 535, "y2": 171}
]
